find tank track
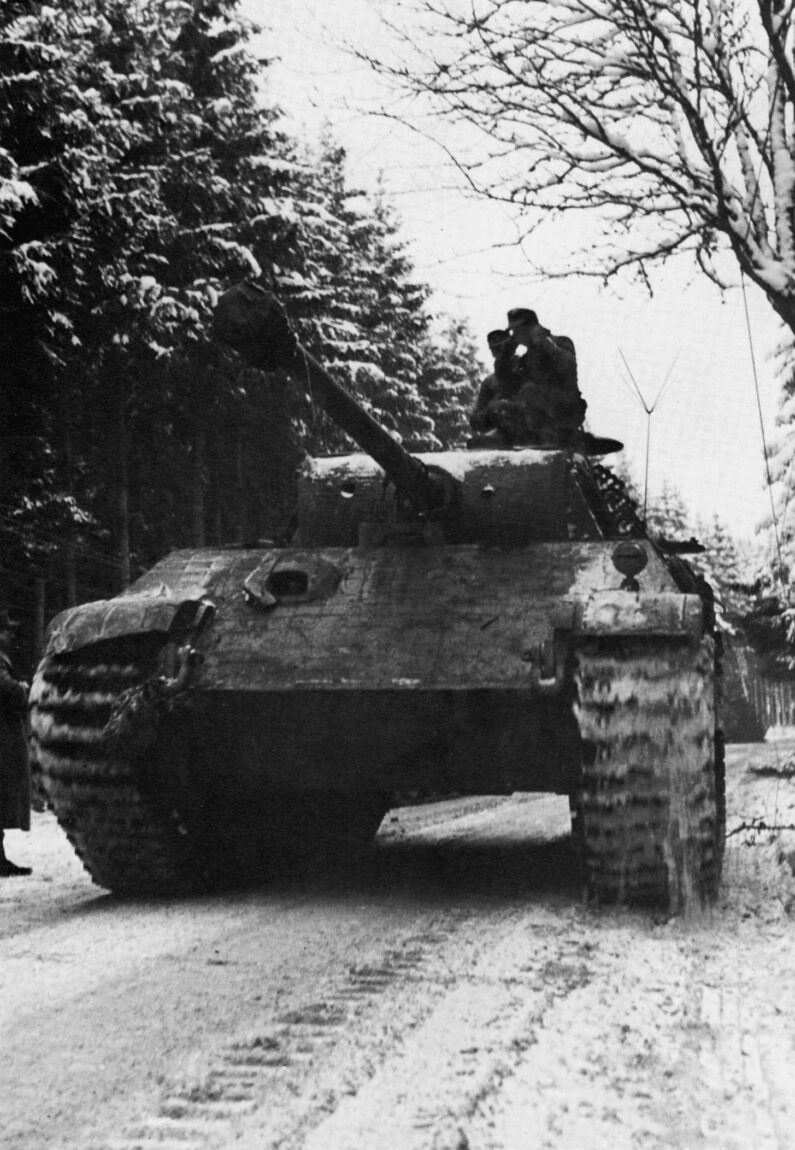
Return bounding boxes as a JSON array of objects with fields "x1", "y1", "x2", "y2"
[
  {"x1": 574, "y1": 636, "x2": 724, "y2": 910},
  {"x1": 29, "y1": 643, "x2": 209, "y2": 896}
]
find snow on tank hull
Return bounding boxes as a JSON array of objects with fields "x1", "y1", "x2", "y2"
[{"x1": 29, "y1": 448, "x2": 724, "y2": 907}]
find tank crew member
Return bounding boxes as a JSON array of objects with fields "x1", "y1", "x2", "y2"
[
  {"x1": 0, "y1": 610, "x2": 31, "y2": 877},
  {"x1": 469, "y1": 328, "x2": 528, "y2": 443},
  {"x1": 470, "y1": 308, "x2": 586, "y2": 446}
]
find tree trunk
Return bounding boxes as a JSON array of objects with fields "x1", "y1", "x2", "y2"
[
  {"x1": 766, "y1": 288, "x2": 795, "y2": 340},
  {"x1": 117, "y1": 402, "x2": 131, "y2": 589},
  {"x1": 33, "y1": 575, "x2": 45, "y2": 661},
  {"x1": 235, "y1": 435, "x2": 246, "y2": 545},
  {"x1": 61, "y1": 389, "x2": 77, "y2": 606},
  {"x1": 192, "y1": 424, "x2": 206, "y2": 548}
]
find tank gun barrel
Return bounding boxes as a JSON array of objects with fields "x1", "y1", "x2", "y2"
[{"x1": 213, "y1": 282, "x2": 449, "y2": 515}]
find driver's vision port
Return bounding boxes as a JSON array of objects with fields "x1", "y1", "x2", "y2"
[{"x1": 267, "y1": 569, "x2": 309, "y2": 597}]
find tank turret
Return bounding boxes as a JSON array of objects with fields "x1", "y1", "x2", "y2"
[{"x1": 212, "y1": 282, "x2": 619, "y2": 549}]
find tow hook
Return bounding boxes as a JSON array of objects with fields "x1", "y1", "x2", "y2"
[
  {"x1": 106, "y1": 643, "x2": 202, "y2": 753},
  {"x1": 158, "y1": 598, "x2": 214, "y2": 690},
  {"x1": 159, "y1": 643, "x2": 200, "y2": 694},
  {"x1": 523, "y1": 638, "x2": 567, "y2": 695}
]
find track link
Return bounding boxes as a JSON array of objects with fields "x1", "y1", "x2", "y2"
[
  {"x1": 574, "y1": 636, "x2": 724, "y2": 910},
  {"x1": 29, "y1": 643, "x2": 208, "y2": 896}
]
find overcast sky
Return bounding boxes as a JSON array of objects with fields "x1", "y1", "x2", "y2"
[{"x1": 243, "y1": 0, "x2": 784, "y2": 541}]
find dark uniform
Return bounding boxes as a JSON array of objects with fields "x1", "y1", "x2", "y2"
[
  {"x1": 470, "y1": 308, "x2": 586, "y2": 446},
  {"x1": 0, "y1": 611, "x2": 31, "y2": 876},
  {"x1": 470, "y1": 329, "x2": 528, "y2": 442}
]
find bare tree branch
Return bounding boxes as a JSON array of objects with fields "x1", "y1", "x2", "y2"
[{"x1": 358, "y1": 0, "x2": 795, "y2": 333}]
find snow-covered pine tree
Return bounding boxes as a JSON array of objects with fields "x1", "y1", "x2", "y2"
[
  {"x1": 417, "y1": 315, "x2": 482, "y2": 448},
  {"x1": 121, "y1": 0, "x2": 305, "y2": 554},
  {"x1": 639, "y1": 480, "x2": 766, "y2": 737},
  {"x1": 693, "y1": 513, "x2": 768, "y2": 740},
  {"x1": 352, "y1": 184, "x2": 437, "y2": 450},
  {"x1": 645, "y1": 486, "x2": 756, "y2": 624},
  {"x1": 608, "y1": 456, "x2": 643, "y2": 511},
  {"x1": 645, "y1": 482, "x2": 696, "y2": 543},
  {"x1": 745, "y1": 330, "x2": 795, "y2": 673},
  {"x1": 0, "y1": 0, "x2": 135, "y2": 626},
  {"x1": 274, "y1": 135, "x2": 381, "y2": 453},
  {"x1": 279, "y1": 142, "x2": 438, "y2": 452},
  {"x1": 0, "y1": 0, "x2": 309, "y2": 612},
  {"x1": 695, "y1": 515, "x2": 758, "y2": 626}
]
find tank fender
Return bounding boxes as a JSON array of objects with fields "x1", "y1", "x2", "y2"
[
  {"x1": 570, "y1": 591, "x2": 703, "y2": 638},
  {"x1": 45, "y1": 591, "x2": 215, "y2": 656}
]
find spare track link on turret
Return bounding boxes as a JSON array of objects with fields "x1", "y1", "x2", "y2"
[
  {"x1": 583, "y1": 461, "x2": 646, "y2": 537},
  {"x1": 29, "y1": 645, "x2": 208, "y2": 896},
  {"x1": 574, "y1": 635, "x2": 724, "y2": 911}
]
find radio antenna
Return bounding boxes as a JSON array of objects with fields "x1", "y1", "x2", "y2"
[{"x1": 618, "y1": 349, "x2": 680, "y2": 523}]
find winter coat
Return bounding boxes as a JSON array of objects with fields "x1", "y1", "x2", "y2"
[
  {"x1": 470, "y1": 327, "x2": 586, "y2": 441},
  {"x1": 0, "y1": 650, "x2": 31, "y2": 831}
]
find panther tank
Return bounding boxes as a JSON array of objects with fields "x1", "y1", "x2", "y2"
[{"x1": 29, "y1": 283, "x2": 724, "y2": 909}]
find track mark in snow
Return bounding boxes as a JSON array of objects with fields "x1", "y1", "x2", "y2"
[
  {"x1": 685, "y1": 933, "x2": 795, "y2": 1150},
  {"x1": 462, "y1": 927, "x2": 699, "y2": 1150},
  {"x1": 76, "y1": 910, "x2": 481, "y2": 1150},
  {"x1": 269, "y1": 912, "x2": 596, "y2": 1150}
]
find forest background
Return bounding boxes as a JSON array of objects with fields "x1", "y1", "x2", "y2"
[{"x1": 0, "y1": 0, "x2": 782, "y2": 693}]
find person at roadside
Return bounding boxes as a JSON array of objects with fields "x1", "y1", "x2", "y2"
[{"x1": 0, "y1": 609, "x2": 31, "y2": 877}]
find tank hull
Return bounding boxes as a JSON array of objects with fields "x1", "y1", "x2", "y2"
[
  {"x1": 43, "y1": 539, "x2": 683, "y2": 684},
  {"x1": 29, "y1": 451, "x2": 723, "y2": 909}
]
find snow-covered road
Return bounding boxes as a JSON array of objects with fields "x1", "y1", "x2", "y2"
[{"x1": 1, "y1": 744, "x2": 794, "y2": 1150}]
